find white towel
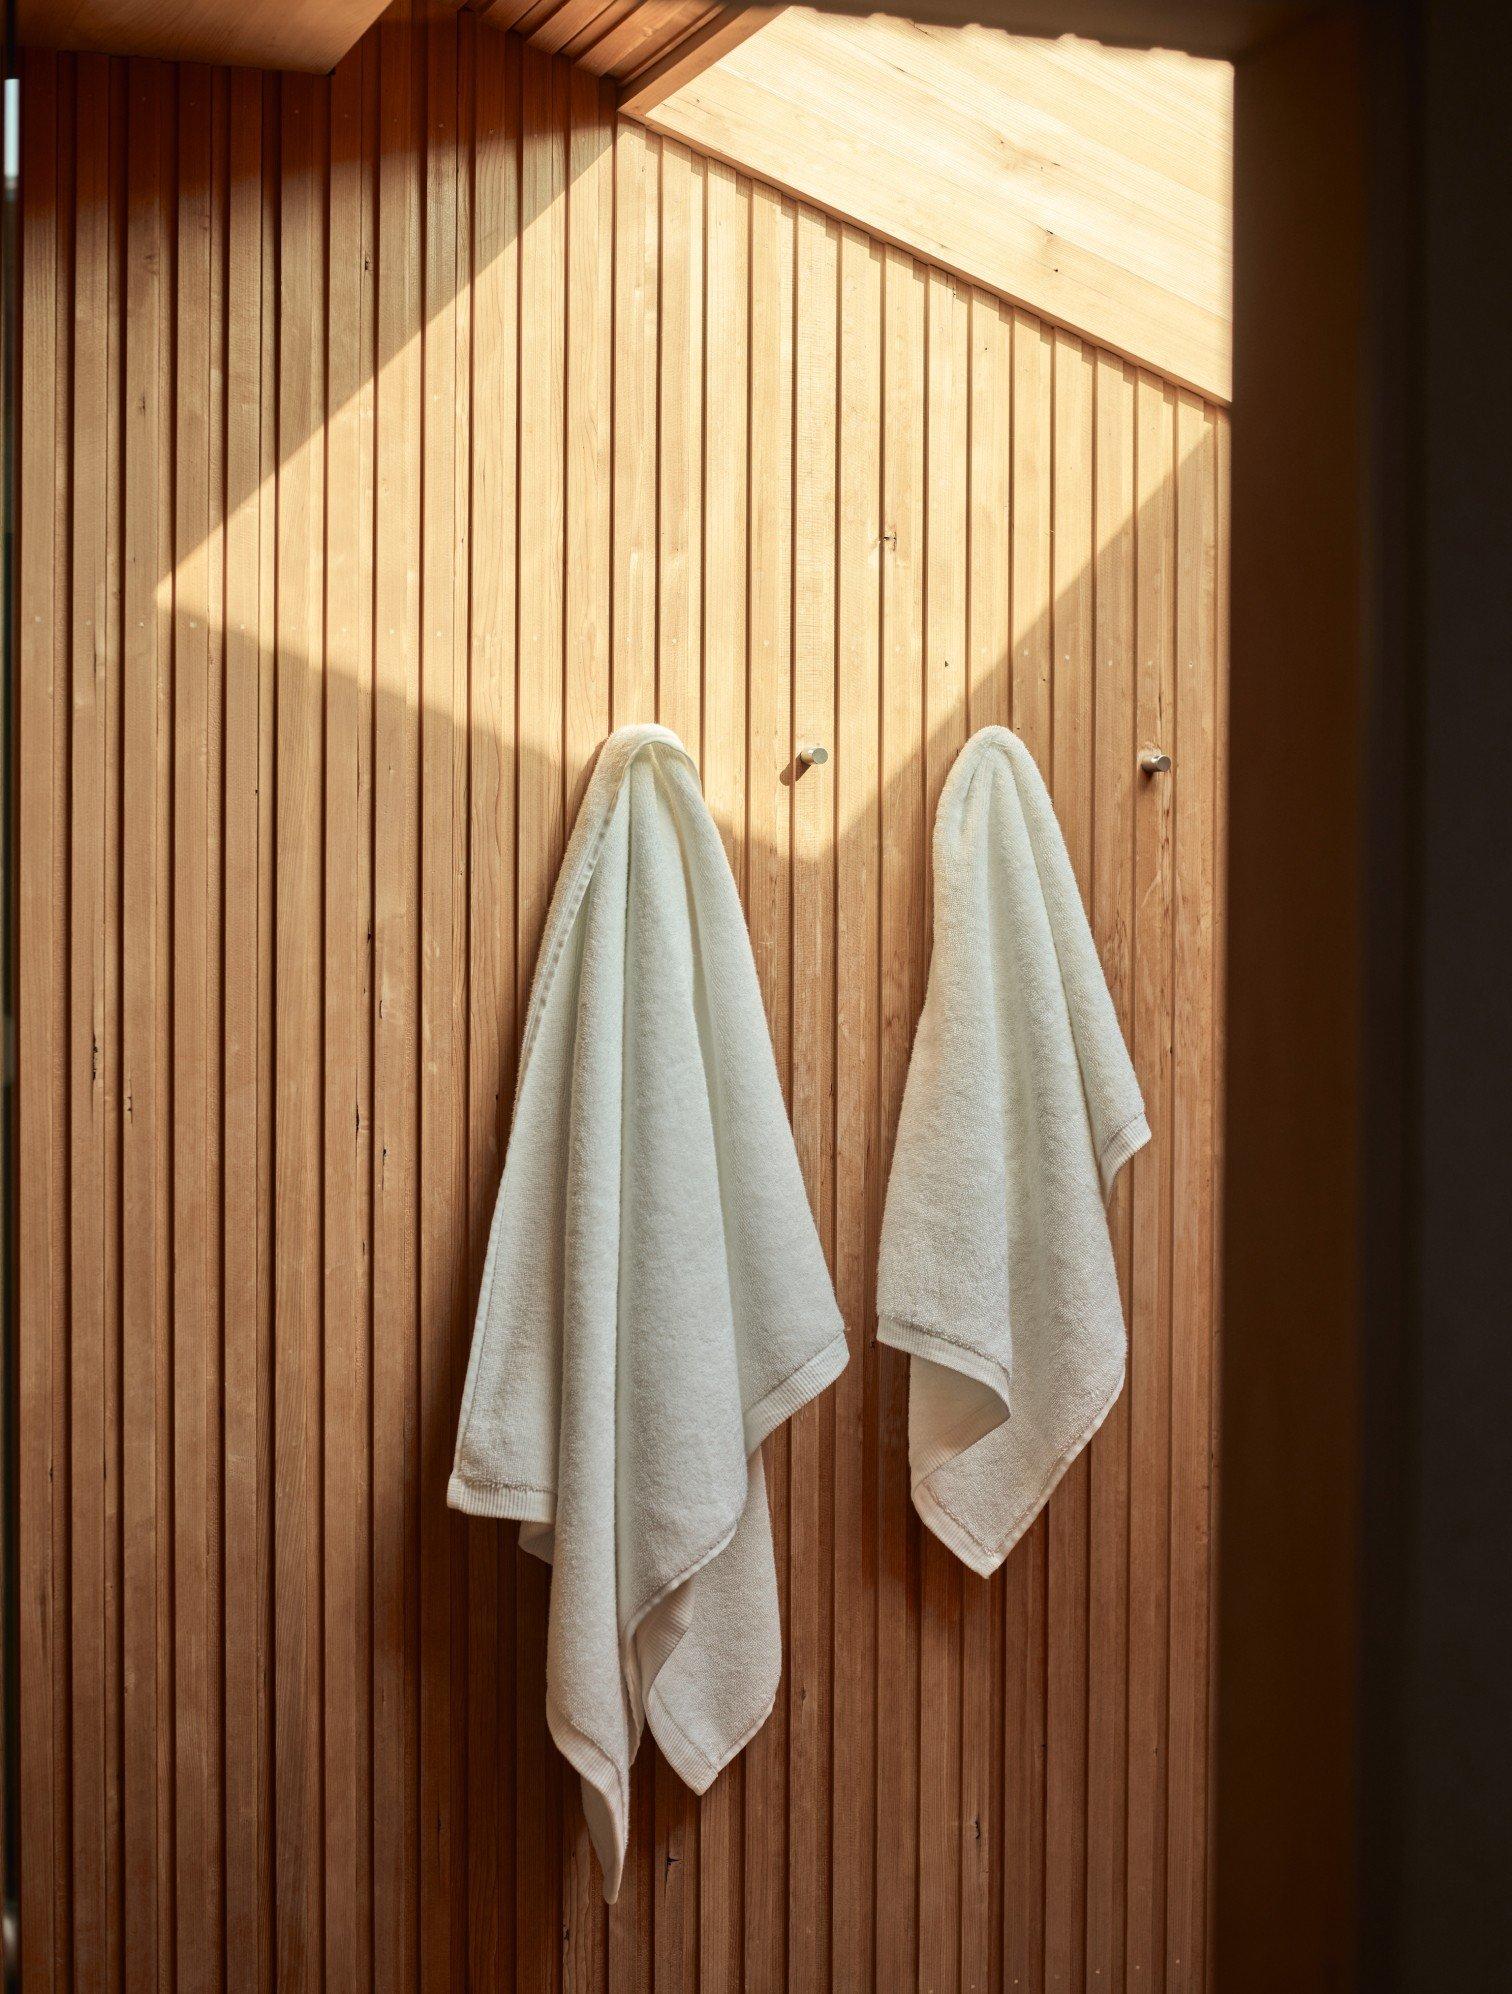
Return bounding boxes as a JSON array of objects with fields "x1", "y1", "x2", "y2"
[
  {"x1": 448, "y1": 724, "x2": 847, "y2": 1901},
  {"x1": 877, "y1": 726, "x2": 1149, "y2": 1577}
]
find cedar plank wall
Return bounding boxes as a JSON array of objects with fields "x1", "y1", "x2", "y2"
[{"x1": 13, "y1": 9, "x2": 1226, "y2": 1989}]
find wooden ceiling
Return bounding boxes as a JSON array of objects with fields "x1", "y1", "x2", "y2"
[
  {"x1": 15, "y1": 0, "x2": 1233, "y2": 398},
  {"x1": 13, "y1": 0, "x2": 395, "y2": 70},
  {"x1": 15, "y1": 0, "x2": 768, "y2": 78},
  {"x1": 637, "y1": 6, "x2": 1233, "y2": 400},
  {"x1": 476, "y1": 1, "x2": 773, "y2": 91}
]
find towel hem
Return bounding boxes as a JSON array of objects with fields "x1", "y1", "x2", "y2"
[
  {"x1": 1099, "y1": 1110, "x2": 1152, "y2": 1201},
  {"x1": 648, "y1": 1676, "x2": 778, "y2": 1797},
  {"x1": 875, "y1": 1315, "x2": 1012, "y2": 1408},
  {"x1": 445, "y1": 1472, "x2": 555, "y2": 1524},
  {"x1": 912, "y1": 1361, "x2": 1127, "y2": 1577},
  {"x1": 742, "y1": 1328, "x2": 849, "y2": 1458},
  {"x1": 544, "y1": 1687, "x2": 631, "y2": 1903}
]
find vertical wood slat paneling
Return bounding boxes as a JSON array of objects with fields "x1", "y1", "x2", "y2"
[
  {"x1": 122, "y1": 57, "x2": 166, "y2": 1994},
  {"x1": 1087, "y1": 348, "x2": 1139, "y2": 1994},
  {"x1": 1005, "y1": 305, "x2": 1052, "y2": 1994},
  {"x1": 323, "y1": 36, "x2": 375, "y2": 1994},
  {"x1": 743, "y1": 175, "x2": 795, "y2": 1994},
  {"x1": 172, "y1": 60, "x2": 219, "y2": 1994},
  {"x1": 697, "y1": 151, "x2": 750, "y2": 1994},
  {"x1": 68, "y1": 52, "x2": 110, "y2": 1994},
  {"x1": 831, "y1": 215, "x2": 881, "y2": 1994},
  {"x1": 653, "y1": 135, "x2": 704, "y2": 1994},
  {"x1": 15, "y1": 20, "x2": 1226, "y2": 1990},
  {"x1": 1045, "y1": 327, "x2": 1095, "y2": 1994},
  {"x1": 918, "y1": 264, "x2": 967, "y2": 1994},
  {"x1": 274, "y1": 66, "x2": 326, "y2": 1994},
  {"x1": 876, "y1": 240, "x2": 925, "y2": 1994},
  {"x1": 563, "y1": 52, "x2": 616, "y2": 1994},
  {"x1": 221, "y1": 62, "x2": 265, "y2": 1994},
  {"x1": 372, "y1": 10, "x2": 422, "y2": 1989},
  {"x1": 1128, "y1": 369, "x2": 1180, "y2": 1994},
  {"x1": 18, "y1": 47, "x2": 61, "y2": 1994},
  {"x1": 960, "y1": 288, "x2": 1011, "y2": 1994},
  {"x1": 466, "y1": 22, "x2": 519, "y2": 1987}
]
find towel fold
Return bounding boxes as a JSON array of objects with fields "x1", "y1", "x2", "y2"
[
  {"x1": 877, "y1": 726, "x2": 1149, "y2": 1577},
  {"x1": 449, "y1": 724, "x2": 847, "y2": 1900}
]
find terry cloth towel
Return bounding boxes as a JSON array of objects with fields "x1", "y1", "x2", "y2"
[
  {"x1": 448, "y1": 723, "x2": 847, "y2": 1902},
  {"x1": 876, "y1": 726, "x2": 1149, "y2": 1578}
]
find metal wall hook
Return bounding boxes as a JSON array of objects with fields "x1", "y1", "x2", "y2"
[
  {"x1": 1139, "y1": 749, "x2": 1172, "y2": 775},
  {"x1": 797, "y1": 742, "x2": 829, "y2": 768}
]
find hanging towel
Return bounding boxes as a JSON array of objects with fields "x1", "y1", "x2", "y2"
[
  {"x1": 876, "y1": 726, "x2": 1149, "y2": 1578},
  {"x1": 448, "y1": 724, "x2": 847, "y2": 1901}
]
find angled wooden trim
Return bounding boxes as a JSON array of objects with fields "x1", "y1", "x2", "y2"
[{"x1": 617, "y1": 4, "x2": 785, "y2": 120}]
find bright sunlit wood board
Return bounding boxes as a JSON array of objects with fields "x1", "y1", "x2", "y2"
[{"x1": 637, "y1": 6, "x2": 1233, "y2": 400}]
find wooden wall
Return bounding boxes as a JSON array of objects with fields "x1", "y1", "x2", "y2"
[{"x1": 13, "y1": 10, "x2": 1227, "y2": 1989}]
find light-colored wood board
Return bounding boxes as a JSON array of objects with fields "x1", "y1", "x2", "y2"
[
  {"x1": 638, "y1": 5, "x2": 1232, "y2": 399},
  {"x1": 322, "y1": 39, "x2": 376, "y2": 1994},
  {"x1": 515, "y1": 40, "x2": 569, "y2": 1993},
  {"x1": 466, "y1": 21, "x2": 518, "y2": 1984},
  {"x1": 789, "y1": 196, "x2": 839, "y2": 1994},
  {"x1": 255, "y1": 70, "x2": 279, "y2": 1989},
  {"x1": 372, "y1": 12, "x2": 424, "y2": 1987},
  {"x1": 611, "y1": 116, "x2": 658, "y2": 730},
  {"x1": 875, "y1": 241, "x2": 925, "y2": 1992},
  {"x1": 743, "y1": 174, "x2": 795, "y2": 1994},
  {"x1": 697, "y1": 155, "x2": 751, "y2": 1994},
  {"x1": 67, "y1": 54, "x2": 110, "y2": 1992},
  {"x1": 609, "y1": 94, "x2": 657, "y2": 1980},
  {"x1": 121, "y1": 59, "x2": 166, "y2": 1993},
  {"x1": 1167, "y1": 392, "x2": 1219, "y2": 1992},
  {"x1": 566, "y1": 64, "x2": 614, "y2": 816},
  {"x1": 830, "y1": 217, "x2": 881, "y2": 1994},
  {"x1": 652, "y1": 124, "x2": 705, "y2": 1994},
  {"x1": 1045, "y1": 326, "x2": 1096, "y2": 1994},
  {"x1": 172, "y1": 62, "x2": 216, "y2": 1993},
  {"x1": 961, "y1": 285, "x2": 1011, "y2": 1994},
  {"x1": 1003, "y1": 298, "x2": 1053, "y2": 1994},
  {"x1": 918, "y1": 263, "x2": 969, "y2": 1994},
  {"x1": 272, "y1": 69, "x2": 325, "y2": 1990},
  {"x1": 1126, "y1": 371, "x2": 1178, "y2": 1993},
  {"x1": 419, "y1": 17, "x2": 466, "y2": 1988},
  {"x1": 1087, "y1": 347, "x2": 1139, "y2": 1994}
]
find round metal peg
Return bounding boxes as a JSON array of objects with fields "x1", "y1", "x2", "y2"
[
  {"x1": 1139, "y1": 749, "x2": 1172, "y2": 775},
  {"x1": 797, "y1": 742, "x2": 829, "y2": 768}
]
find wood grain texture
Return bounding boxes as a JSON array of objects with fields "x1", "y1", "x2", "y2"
[
  {"x1": 14, "y1": 19, "x2": 1225, "y2": 1987},
  {"x1": 17, "y1": 0, "x2": 394, "y2": 73},
  {"x1": 637, "y1": 6, "x2": 1233, "y2": 400},
  {"x1": 616, "y1": 6, "x2": 783, "y2": 118},
  {"x1": 472, "y1": 0, "x2": 733, "y2": 86}
]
